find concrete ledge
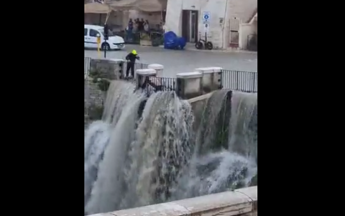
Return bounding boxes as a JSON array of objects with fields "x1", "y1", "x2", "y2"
[
  {"x1": 187, "y1": 91, "x2": 216, "y2": 104},
  {"x1": 148, "y1": 64, "x2": 164, "y2": 77},
  {"x1": 176, "y1": 72, "x2": 203, "y2": 99},
  {"x1": 89, "y1": 186, "x2": 257, "y2": 216},
  {"x1": 136, "y1": 69, "x2": 157, "y2": 89}
]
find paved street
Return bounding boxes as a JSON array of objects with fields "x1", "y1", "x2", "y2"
[{"x1": 85, "y1": 45, "x2": 257, "y2": 77}]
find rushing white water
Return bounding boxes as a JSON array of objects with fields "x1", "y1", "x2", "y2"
[
  {"x1": 169, "y1": 90, "x2": 257, "y2": 200},
  {"x1": 228, "y1": 91, "x2": 257, "y2": 158},
  {"x1": 195, "y1": 89, "x2": 230, "y2": 155},
  {"x1": 84, "y1": 81, "x2": 138, "y2": 207},
  {"x1": 84, "y1": 82, "x2": 257, "y2": 215},
  {"x1": 102, "y1": 80, "x2": 136, "y2": 124},
  {"x1": 120, "y1": 92, "x2": 194, "y2": 209},
  {"x1": 84, "y1": 121, "x2": 111, "y2": 204},
  {"x1": 170, "y1": 151, "x2": 256, "y2": 199},
  {"x1": 85, "y1": 90, "x2": 146, "y2": 214}
]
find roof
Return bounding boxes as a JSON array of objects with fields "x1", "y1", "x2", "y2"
[
  {"x1": 106, "y1": 0, "x2": 167, "y2": 12},
  {"x1": 247, "y1": 8, "x2": 257, "y2": 23},
  {"x1": 84, "y1": 24, "x2": 104, "y2": 30},
  {"x1": 85, "y1": 2, "x2": 112, "y2": 14}
]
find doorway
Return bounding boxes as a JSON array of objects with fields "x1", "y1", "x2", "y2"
[
  {"x1": 229, "y1": 17, "x2": 240, "y2": 48},
  {"x1": 182, "y1": 10, "x2": 198, "y2": 43}
]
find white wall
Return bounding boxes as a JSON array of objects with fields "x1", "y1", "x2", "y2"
[
  {"x1": 225, "y1": 0, "x2": 257, "y2": 47},
  {"x1": 165, "y1": 0, "x2": 227, "y2": 49},
  {"x1": 228, "y1": 0, "x2": 257, "y2": 23},
  {"x1": 198, "y1": 0, "x2": 228, "y2": 49},
  {"x1": 165, "y1": 0, "x2": 257, "y2": 49},
  {"x1": 165, "y1": 0, "x2": 183, "y2": 34},
  {"x1": 239, "y1": 21, "x2": 257, "y2": 50}
]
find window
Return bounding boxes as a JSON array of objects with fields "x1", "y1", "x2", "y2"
[
  {"x1": 100, "y1": 29, "x2": 114, "y2": 37},
  {"x1": 89, "y1": 29, "x2": 100, "y2": 37},
  {"x1": 84, "y1": 28, "x2": 88, "y2": 36}
]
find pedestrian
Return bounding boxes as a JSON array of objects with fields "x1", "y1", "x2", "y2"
[
  {"x1": 139, "y1": 18, "x2": 145, "y2": 31},
  {"x1": 144, "y1": 20, "x2": 150, "y2": 33},
  {"x1": 125, "y1": 49, "x2": 140, "y2": 79},
  {"x1": 126, "y1": 19, "x2": 134, "y2": 41}
]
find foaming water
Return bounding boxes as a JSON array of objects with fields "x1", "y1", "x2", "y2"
[
  {"x1": 171, "y1": 150, "x2": 256, "y2": 199},
  {"x1": 102, "y1": 80, "x2": 136, "y2": 124},
  {"x1": 85, "y1": 86, "x2": 146, "y2": 213},
  {"x1": 170, "y1": 90, "x2": 257, "y2": 200},
  {"x1": 84, "y1": 84, "x2": 257, "y2": 214},
  {"x1": 85, "y1": 90, "x2": 146, "y2": 214},
  {"x1": 120, "y1": 91, "x2": 194, "y2": 209},
  {"x1": 84, "y1": 121, "x2": 111, "y2": 204},
  {"x1": 195, "y1": 89, "x2": 230, "y2": 155},
  {"x1": 228, "y1": 91, "x2": 257, "y2": 158}
]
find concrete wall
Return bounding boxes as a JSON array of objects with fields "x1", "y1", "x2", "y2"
[
  {"x1": 188, "y1": 92, "x2": 214, "y2": 131},
  {"x1": 165, "y1": 0, "x2": 183, "y2": 34},
  {"x1": 90, "y1": 59, "x2": 123, "y2": 80},
  {"x1": 89, "y1": 186, "x2": 257, "y2": 216},
  {"x1": 84, "y1": 79, "x2": 106, "y2": 127},
  {"x1": 225, "y1": 0, "x2": 257, "y2": 47},
  {"x1": 239, "y1": 21, "x2": 257, "y2": 50},
  {"x1": 165, "y1": 0, "x2": 257, "y2": 49},
  {"x1": 165, "y1": 0, "x2": 227, "y2": 49}
]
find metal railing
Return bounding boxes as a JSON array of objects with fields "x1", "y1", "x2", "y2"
[
  {"x1": 140, "y1": 76, "x2": 177, "y2": 96},
  {"x1": 221, "y1": 70, "x2": 257, "y2": 93}
]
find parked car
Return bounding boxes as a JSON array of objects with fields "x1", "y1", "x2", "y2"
[{"x1": 84, "y1": 24, "x2": 125, "y2": 50}]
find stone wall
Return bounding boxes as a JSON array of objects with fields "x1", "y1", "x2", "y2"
[
  {"x1": 85, "y1": 58, "x2": 125, "y2": 126},
  {"x1": 90, "y1": 58, "x2": 124, "y2": 80},
  {"x1": 88, "y1": 186, "x2": 257, "y2": 216},
  {"x1": 188, "y1": 92, "x2": 214, "y2": 131},
  {"x1": 84, "y1": 79, "x2": 106, "y2": 126}
]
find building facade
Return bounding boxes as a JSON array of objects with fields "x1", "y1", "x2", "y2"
[{"x1": 165, "y1": 0, "x2": 257, "y2": 50}]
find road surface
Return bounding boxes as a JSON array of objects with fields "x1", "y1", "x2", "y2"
[{"x1": 85, "y1": 45, "x2": 257, "y2": 77}]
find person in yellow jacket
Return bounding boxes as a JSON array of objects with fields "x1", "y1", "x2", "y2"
[{"x1": 125, "y1": 49, "x2": 140, "y2": 79}]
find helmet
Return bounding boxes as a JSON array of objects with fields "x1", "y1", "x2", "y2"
[{"x1": 132, "y1": 50, "x2": 137, "y2": 55}]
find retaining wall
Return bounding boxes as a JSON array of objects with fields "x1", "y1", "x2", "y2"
[{"x1": 89, "y1": 186, "x2": 257, "y2": 216}]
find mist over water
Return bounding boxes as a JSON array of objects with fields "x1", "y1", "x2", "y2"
[{"x1": 84, "y1": 82, "x2": 257, "y2": 215}]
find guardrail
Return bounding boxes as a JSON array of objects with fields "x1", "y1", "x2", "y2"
[
  {"x1": 88, "y1": 186, "x2": 257, "y2": 216},
  {"x1": 221, "y1": 70, "x2": 257, "y2": 93}
]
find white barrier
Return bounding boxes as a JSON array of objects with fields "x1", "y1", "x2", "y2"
[
  {"x1": 148, "y1": 64, "x2": 164, "y2": 77},
  {"x1": 195, "y1": 67, "x2": 222, "y2": 93},
  {"x1": 176, "y1": 72, "x2": 203, "y2": 99}
]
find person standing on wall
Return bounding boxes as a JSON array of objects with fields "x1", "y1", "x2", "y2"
[{"x1": 125, "y1": 50, "x2": 140, "y2": 79}]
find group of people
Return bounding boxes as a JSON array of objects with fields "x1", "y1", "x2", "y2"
[{"x1": 127, "y1": 18, "x2": 150, "y2": 33}]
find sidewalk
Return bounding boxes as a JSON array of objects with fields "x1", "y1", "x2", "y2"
[
  {"x1": 184, "y1": 43, "x2": 257, "y2": 54},
  {"x1": 159, "y1": 43, "x2": 257, "y2": 54}
]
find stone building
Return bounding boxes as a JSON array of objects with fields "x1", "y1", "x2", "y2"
[{"x1": 165, "y1": 0, "x2": 257, "y2": 50}]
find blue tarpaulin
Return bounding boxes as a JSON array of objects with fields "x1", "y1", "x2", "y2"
[{"x1": 164, "y1": 31, "x2": 186, "y2": 50}]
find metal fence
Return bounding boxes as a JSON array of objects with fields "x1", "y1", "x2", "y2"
[
  {"x1": 221, "y1": 70, "x2": 257, "y2": 92},
  {"x1": 140, "y1": 76, "x2": 177, "y2": 96}
]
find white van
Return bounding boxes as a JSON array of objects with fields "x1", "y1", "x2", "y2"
[{"x1": 84, "y1": 24, "x2": 125, "y2": 50}]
